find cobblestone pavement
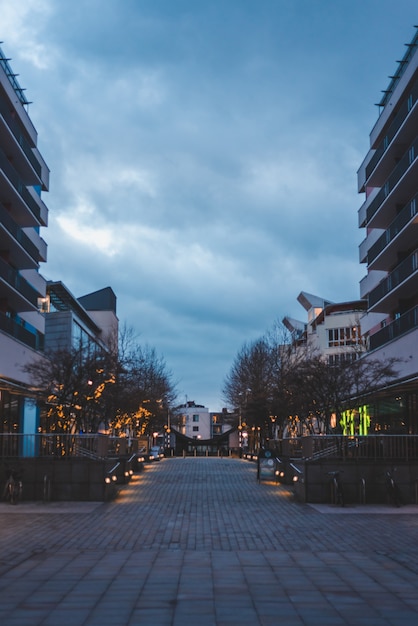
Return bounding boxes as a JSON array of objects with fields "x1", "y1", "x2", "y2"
[{"x1": 1, "y1": 457, "x2": 418, "y2": 625}]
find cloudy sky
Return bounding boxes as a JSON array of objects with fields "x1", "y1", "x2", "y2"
[{"x1": 2, "y1": 1, "x2": 417, "y2": 410}]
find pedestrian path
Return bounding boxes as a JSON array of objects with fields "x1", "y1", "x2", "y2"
[{"x1": 0, "y1": 457, "x2": 418, "y2": 625}]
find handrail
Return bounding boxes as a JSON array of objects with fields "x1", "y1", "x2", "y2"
[{"x1": 277, "y1": 435, "x2": 418, "y2": 462}]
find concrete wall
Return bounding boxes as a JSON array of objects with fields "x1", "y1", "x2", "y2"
[
  {"x1": 291, "y1": 459, "x2": 418, "y2": 505},
  {"x1": 1, "y1": 455, "x2": 143, "y2": 502}
]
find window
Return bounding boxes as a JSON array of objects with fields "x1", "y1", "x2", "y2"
[
  {"x1": 328, "y1": 353, "x2": 357, "y2": 366},
  {"x1": 193, "y1": 426, "x2": 199, "y2": 432},
  {"x1": 328, "y1": 326, "x2": 361, "y2": 348},
  {"x1": 192, "y1": 415, "x2": 199, "y2": 422}
]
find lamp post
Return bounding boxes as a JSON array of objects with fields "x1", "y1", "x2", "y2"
[
  {"x1": 166, "y1": 407, "x2": 172, "y2": 455},
  {"x1": 238, "y1": 388, "x2": 251, "y2": 451}
]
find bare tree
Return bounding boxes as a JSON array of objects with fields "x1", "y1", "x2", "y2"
[{"x1": 223, "y1": 319, "x2": 401, "y2": 440}]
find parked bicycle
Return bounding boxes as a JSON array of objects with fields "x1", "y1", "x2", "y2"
[
  {"x1": 385, "y1": 469, "x2": 402, "y2": 507},
  {"x1": 3, "y1": 468, "x2": 23, "y2": 505},
  {"x1": 327, "y1": 470, "x2": 345, "y2": 507}
]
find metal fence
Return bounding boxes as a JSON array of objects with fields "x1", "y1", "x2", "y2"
[
  {"x1": 276, "y1": 435, "x2": 418, "y2": 462},
  {"x1": 0, "y1": 433, "x2": 106, "y2": 459}
]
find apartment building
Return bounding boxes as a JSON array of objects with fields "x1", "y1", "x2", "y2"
[
  {"x1": 357, "y1": 27, "x2": 418, "y2": 432},
  {"x1": 0, "y1": 46, "x2": 49, "y2": 434},
  {"x1": 177, "y1": 401, "x2": 212, "y2": 440},
  {"x1": 283, "y1": 291, "x2": 366, "y2": 364}
]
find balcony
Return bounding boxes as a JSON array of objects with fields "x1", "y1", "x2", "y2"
[
  {"x1": 0, "y1": 202, "x2": 40, "y2": 268},
  {"x1": 366, "y1": 139, "x2": 418, "y2": 228},
  {"x1": 0, "y1": 148, "x2": 47, "y2": 226},
  {"x1": 0, "y1": 256, "x2": 39, "y2": 310},
  {"x1": 369, "y1": 305, "x2": 418, "y2": 351},
  {"x1": 368, "y1": 249, "x2": 418, "y2": 312},
  {"x1": 367, "y1": 194, "x2": 418, "y2": 269},
  {"x1": 365, "y1": 80, "x2": 418, "y2": 182},
  {"x1": 0, "y1": 98, "x2": 42, "y2": 179},
  {"x1": 359, "y1": 228, "x2": 382, "y2": 264},
  {"x1": 0, "y1": 311, "x2": 44, "y2": 351}
]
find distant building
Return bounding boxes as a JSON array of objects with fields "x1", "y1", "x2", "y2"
[
  {"x1": 357, "y1": 27, "x2": 418, "y2": 432},
  {"x1": 177, "y1": 401, "x2": 211, "y2": 440},
  {"x1": 172, "y1": 401, "x2": 237, "y2": 455},
  {"x1": 0, "y1": 46, "x2": 50, "y2": 434}
]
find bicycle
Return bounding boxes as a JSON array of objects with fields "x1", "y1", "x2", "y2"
[
  {"x1": 327, "y1": 470, "x2": 345, "y2": 507},
  {"x1": 3, "y1": 469, "x2": 23, "y2": 505}
]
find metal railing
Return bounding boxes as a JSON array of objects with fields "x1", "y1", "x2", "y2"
[
  {"x1": 367, "y1": 194, "x2": 418, "y2": 265},
  {"x1": 287, "y1": 435, "x2": 418, "y2": 462},
  {"x1": 0, "y1": 311, "x2": 44, "y2": 350},
  {"x1": 369, "y1": 305, "x2": 418, "y2": 351},
  {"x1": 365, "y1": 81, "x2": 418, "y2": 180},
  {"x1": 0, "y1": 433, "x2": 103, "y2": 459},
  {"x1": 0, "y1": 201, "x2": 40, "y2": 263},
  {"x1": 0, "y1": 256, "x2": 39, "y2": 307},
  {"x1": 366, "y1": 137, "x2": 418, "y2": 225},
  {"x1": 368, "y1": 249, "x2": 418, "y2": 308}
]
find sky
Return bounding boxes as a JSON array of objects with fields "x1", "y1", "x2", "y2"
[{"x1": 1, "y1": 1, "x2": 417, "y2": 411}]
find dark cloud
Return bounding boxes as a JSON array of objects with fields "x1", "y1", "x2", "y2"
[{"x1": 3, "y1": 0, "x2": 417, "y2": 409}]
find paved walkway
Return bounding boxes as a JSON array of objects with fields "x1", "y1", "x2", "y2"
[{"x1": 0, "y1": 458, "x2": 418, "y2": 625}]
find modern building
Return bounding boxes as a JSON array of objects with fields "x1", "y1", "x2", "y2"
[
  {"x1": 45, "y1": 281, "x2": 118, "y2": 354},
  {"x1": 357, "y1": 26, "x2": 418, "y2": 433},
  {"x1": 0, "y1": 46, "x2": 49, "y2": 435},
  {"x1": 282, "y1": 293, "x2": 367, "y2": 436},
  {"x1": 283, "y1": 291, "x2": 366, "y2": 365}
]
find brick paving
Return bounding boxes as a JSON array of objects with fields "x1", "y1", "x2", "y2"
[{"x1": 0, "y1": 457, "x2": 418, "y2": 625}]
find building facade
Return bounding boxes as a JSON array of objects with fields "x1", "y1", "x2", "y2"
[
  {"x1": 45, "y1": 282, "x2": 118, "y2": 355},
  {"x1": 357, "y1": 27, "x2": 418, "y2": 433},
  {"x1": 0, "y1": 46, "x2": 49, "y2": 435},
  {"x1": 177, "y1": 401, "x2": 212, "y2": 440},
  {"x1": 283, "y1": 291, "x2": 366, "y2": 365}
]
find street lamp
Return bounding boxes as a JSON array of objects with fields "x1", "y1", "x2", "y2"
[
  {"x1": 238, "y1": 388, "x2": 251, "y2": 449},
  {"x1": 166, "y1": 407, "x2": 172, "y2": 455}
]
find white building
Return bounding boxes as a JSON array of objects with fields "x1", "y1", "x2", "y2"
[
  {"x1": 356, "y1": 27, "x2": 418, "y2": 433},
  {"x1": 0, "y1": 46, "x2": 49, "y2": 435},
  {"x1": 283, "y1": 291, "x2": 366, "y2": 364},
  {"x1": 177, "y1": 401, "x2": 212, "y2": 440}
]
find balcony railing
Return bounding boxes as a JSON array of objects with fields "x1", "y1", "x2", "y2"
[
  {"x1": 368, "y1": 249, "x2": 418, "y2": 308},
  {"x1": 0, "y1": 148, "x2": 43, "y2": 223},
  {"x1": 367, "y1": 194, "x2": 418, "y2": 265},
  {"x1": 0, "y1": 98, "x2": 42, "y2": 177},
  {"x1": 369, "y1": 305, "x2": 418, "y2": 351},
  {"x1": 365, "y1": 79, "x2": 418, "y2": 180},
  {"x1": 0, "y1": 256, "x2": 39, "y2": 307},
  {"x1": 0, "y1": 311, "x2": 44, "y2": 350},
  {"x1": 366, "y1": 137, "x2": 418, "y2": 225},
  {"x1": 0, "y1": 201, "x2": 40, "y2": 263}
]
